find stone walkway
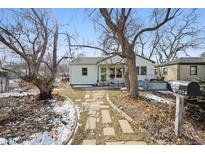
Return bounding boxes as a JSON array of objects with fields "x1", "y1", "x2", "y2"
[{"x1": 72, "y1": 90, "x2": 150, "y2": 145}]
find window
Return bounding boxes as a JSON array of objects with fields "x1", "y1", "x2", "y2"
[
  {"x1": 82, "y1": 67, "x2": 88, "y2": 76},
  {"x1": 163, "y1": 68, "x2": 168, "y2": 75},
  {"x1": 136, "y1": 66, "x2": 139, "y2": 75},
  {"x1": 101, "y1": 68, "x2": 106, "y2": 81},
  {"x1": 190, "y1": 66, "x2": 197, "y2": 75},
  {"x1": 116, "y1": 67, "x2": 123, "y2": 78},
  {"x1": 155, "y1": 69, "x2": 159, "y2": 75},
  {"x1": 109, "y1": 68, "x2": 115, "y2": 79},
  {"x1": 141, "y1": 66, "x2": 147, "y2": 75}
]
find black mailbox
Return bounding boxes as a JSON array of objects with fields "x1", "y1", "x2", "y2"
[{"x1": 168, "y1": 80, "x2": 200, "y2": 96}]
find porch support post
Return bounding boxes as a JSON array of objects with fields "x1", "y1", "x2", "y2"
[{"x1": 114, "y1": 67, "x2": 117, "y2": 78}]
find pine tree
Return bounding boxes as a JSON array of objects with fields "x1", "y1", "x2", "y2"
[{"x1": 197, "y1": 75, "x2": 205, "y2": 102}]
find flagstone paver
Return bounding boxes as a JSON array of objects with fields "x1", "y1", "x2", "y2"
[
  {"x1": 124, "y1": 141, "x2": 147, "y2": 145},
  {"x1": 82, "y1": 139, "x2": 96, "y2": 145},
  {"x1": 119, "y1": 120, "x2": 134, "y2": 133},
  {"x1": 84, "y1": 94, "x2": 90, "y2": 99},
  {"x1": 105, "y1": 141, "x2": 147, "y2": 145},
  {"x1": 103, "y1": 127, "x2": 115, "y2": 136},
  {"x1": 101, "y1": 110, "x2": 112, "y2": 124},
  {"x1": 99, "y1": 105, "x2": 110, "y2": 109},
  {"x1": 70, "y1": 90, "x2": 150, "y2": 145},
  {"x1": 85, "y1": 98, "x2": 96, "y2": 102},
  {"x1": 93, "y1": 101, "x2": 104, "y2": 104},
  {"x1": 88, "y1": 110, "x2": 97, "y2": 115},
  {"x1": 105, "y1": 142, "x2": 124, "y2": 145},
  {"x1": 85, "y1": 117, "x2": 96, "y2": 130}
]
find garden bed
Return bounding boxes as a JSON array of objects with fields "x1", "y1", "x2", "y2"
[
  {"x1": 109, "y1": 90, "x2": 205, "y2": 145},
  {"x1": 0, "y1": 92, "x2": 77, "y2": 145}
]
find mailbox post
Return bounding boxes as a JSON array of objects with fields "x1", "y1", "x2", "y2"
[
  {"x1": 168, "y1": 80, "x2": 200, "y2": 137},
  {"x1": 175, "y1": 95, "x2": 184, "y2": 137}
]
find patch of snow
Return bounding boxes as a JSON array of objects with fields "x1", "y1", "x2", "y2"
[
  {"x1": 21, "y1": 99, "x2": 76, "y2": 145},
  {"x1": 0, "y1": 138, "x2": 8, "y2": 145},
  {"x1": 72, "y1": 85, "x2": 93, "y2": 88},
  {"x1": 145, "y1": 93, "x2": 174, "y2": 106},
  {"x1": 157, "y1": 90, "x2": 173, "y2": 94},
  {"x1": 0, "y1": 91, "x2": 36, "y2": 98},
  {"x1": 139, "y1": 87, "x2": 144, "y2": 90},
  {"x1": 0, "y1": 97, "x2": 77, "y2": 145},
  {"x1": 9, "y1": 79, "x2": 21, "y2": 88}
]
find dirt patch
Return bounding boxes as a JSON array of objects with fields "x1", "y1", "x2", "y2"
[{"x1": 109, "y1": 90, "x2": 205, "y2": 145}]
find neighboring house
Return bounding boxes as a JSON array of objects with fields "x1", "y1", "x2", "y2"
[
  {"x1": 155, "y1": 57, "x2": 205, "y2": 81},
  {"x1": 69, "y1": 54, "x2": 156, "y2": 86},
  {"x1": 0, "y1": 69, "x2": 9, "y2": 92}
]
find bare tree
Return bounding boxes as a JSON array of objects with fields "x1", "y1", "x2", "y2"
[
  {"x1": 0, "y1": 9, "x2": 70, "y2": 100},
  {"x1": 149, "y1": 9, "x2": 203, "y2": 63},
  {"x1": 70, "y1": 9, "x2": 180, "y2": 97},
  {"x1": 200, "y1": 51, "x2": 205, "y2": 57},
  {"x1": 98, "y1": 8, "x2": 180, "y2": 97}
]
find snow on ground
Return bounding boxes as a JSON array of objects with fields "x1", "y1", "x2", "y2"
[
  {"x1": 145, "y1": 93, "x2": 174, "y2": 106},
  {"x1": 0, "y1": 99, "x2": 77, "y2": 145},
  {"x1": 22, "y1": 100, "x2": 76, "y2": 145},
  {"x1": 72, "y1": 85, "x2": 93, "y2": 88},
  {"x1": 0, "y1": 91, "x2": 36, "y2": 98},
  {"x1": 157, "y1": 90, "x2": 173, "y2": 94},
  {"x1": 0, "y1": 138, "x2": 8, "y2": 145}
]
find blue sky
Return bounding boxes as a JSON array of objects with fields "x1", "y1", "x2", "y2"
[
  {"x1": 1, "y1": 8, "x2": 205, "y2": 58},
  {"x1": 52, "y1": 8, "x2": 205, "y2": 58}
]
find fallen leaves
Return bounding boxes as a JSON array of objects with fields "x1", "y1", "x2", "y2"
[{"x1": 110, "y1": 90, "x2": 205, "y2": 145}]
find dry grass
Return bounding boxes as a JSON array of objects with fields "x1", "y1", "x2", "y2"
[
  {"x1": 109, "y1": 90, "x2": 205, "y2": 145},
  {"x1": 53, "y1": 87, "x2": 86, "y2": 102}
]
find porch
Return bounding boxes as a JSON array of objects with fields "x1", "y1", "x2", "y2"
[{"x1": 97, "y1": 64, "x2": 125, "y2": 87}]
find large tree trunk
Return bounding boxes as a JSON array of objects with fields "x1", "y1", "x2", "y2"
[
  {"x1": 127, "y1": 46, "x2": 138, "y2": 98},
  {"x1": 124, "y1": 60, "x2": 130, "y2": 91},
  {"x1": 39, "y1": 88, "x2": 53, "y2": 100},
  {"x1": 36, "y1": 79, "x2": 54, "y2": 101}
]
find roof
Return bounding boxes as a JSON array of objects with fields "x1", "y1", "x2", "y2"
[
  {"x1": 70, "y1": 57, "x2": 105, "y2": 65},
  {"x1": 136, "y1": 54, "x2": 155, "y2": 63},
  {"x1": 0, "y1": 68, "x2": 8, "y2": 73},
  {"x1": 156, "y1": 57, "x2": 205, "y2": 67},
  {"x1": 71, "y1": 54, "x2": 155, "y2": 65}
]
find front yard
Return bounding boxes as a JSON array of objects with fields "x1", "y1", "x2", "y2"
[
  {"x1": 109, "y1": 90, "x2": 205, "y2": 144},
  {"x1": 1, "y1": 80, "x2": 204, "y2": 145},
  {"x1": 0, "y1": 86, "x2": 77, "y2": 145}
]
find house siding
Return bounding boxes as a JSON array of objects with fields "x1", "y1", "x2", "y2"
[
  {"x1": 70, "y1": 55, "x2": 156, "y2": 85},
  {"x1": 179, "y1": 64, "x2": 205, "y2": 81},
  {"x1": 156, "y1": 64, "x2": 178, "y2": 81},
  {"x1": 156, "y1": 64, "x2": 205, "y2": 81},
  {"x1": 0, "y1": 73, "x2": 9, "y2": 92},
  {"x1": 135, "y1": 56, "x2": 156, "y2": 80},
  {"x1": 70, "y1": 65, "x2": 98, "y2": 85}
]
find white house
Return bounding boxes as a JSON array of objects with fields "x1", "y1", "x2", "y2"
[
  {"x1": 69, "y1": 54, "x2": 156, "y2": 86},
  {"x1": 0, "y1": 69, "x2": 9, "y2": 92}
]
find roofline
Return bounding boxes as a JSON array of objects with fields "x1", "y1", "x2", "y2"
[
  {"x1": 96, "y1": 55, "x2": 118, "y2": 64},
  {"x1": 70, "y1": 54, "x2": 156, "y2": 65},
  {"x1": 70, "y1": 63, "x2": 99, "y2": 65},
  {"x1": 70, "y1": 57, "x2": 104, "y2": 65},
  {"x1": 97, "y1": 54, "x2": 156, "y2": 64},
  {"x1": 156, "y1": 62, "x2": 205, "y2": 67},
  {"x1": 136, "y1": 54, "x2": 155, "y2": 63}
]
